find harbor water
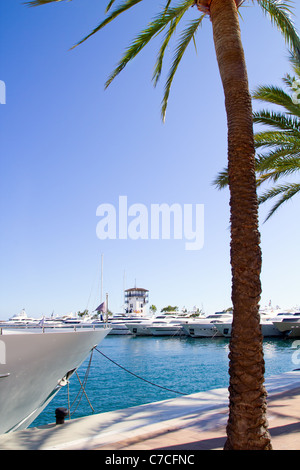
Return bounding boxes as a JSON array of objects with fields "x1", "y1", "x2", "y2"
[{"x1": 30, "y1": 335, "x2": 299, "y2": 428}]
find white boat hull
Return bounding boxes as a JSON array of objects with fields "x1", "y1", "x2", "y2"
[
  {"x1": 212, "y1": 323, "x2": 232, "y2": 338},
  {"x1": 181, "y1": 324, "x2": 222, "y2": 338},
  {"x1": 148, "y1": 326, "x2": 186, "y2": 337},
  {"x1": 107, "y1": 323, "x2": 132, "y2": 335},
  {"x1": 261, "y1": 322, "x2": 283, "y2": 337},
  {"x1": 105, "y1": 315, "x2": 151, "y2": 335},
  {"x1": 0, "y1": 327, "x2": 110, "y2": 434},
  {"x1": 272, "y1": 321, "x2": 300, "y2": 338},
  {"x1": 215, "y1": 321, "x2": 283, "y2": 338},
  {"x1": 125, "y1": 314, "x2": 199, "y2": 337},
  {"x1": 181, "y1": 313, "x2": 233, "y2": 338},
  {"x1": 125, "y1": 323, "x2": 152, "y2": 336}
]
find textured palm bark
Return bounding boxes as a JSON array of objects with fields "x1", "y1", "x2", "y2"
[{"x1": 209, "y1": 0, "x2": 272, "y2": 450}]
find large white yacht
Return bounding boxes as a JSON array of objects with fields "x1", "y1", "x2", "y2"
[
  {"x1": 147, "y1": 322, "x2": 187, "y2": 337},
  {"x1": 126, "y1": 312, "x2": 204, "y2": 336},
  {"x1": 105, "y1": 315, "x2": 148, "y2": 335},
  {"x1": 0, "y1": 309, "x2": 38, "y2": 327},
  {"x1": 181, "y1": 311, "x2": 233, "y2": 338},
  {"x1": 272, "y1": 312, "x2": 300, "y2": 338},
  {"x1": 213, "y1": 309, "x2": 300, "y2": 338},
  {"x1": 0, "y1": 325, "x2": 111, "y2": 434},
  {"x1": 125, "y1": 316, "x2": 166, "y2": 336},
  {"x1": 214, "y1": 317, "x2": 282, "y2": 338}
]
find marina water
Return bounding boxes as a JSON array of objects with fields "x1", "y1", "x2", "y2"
[{"x1": 31, "y1": 335, "x2": 299, "y2": 428}]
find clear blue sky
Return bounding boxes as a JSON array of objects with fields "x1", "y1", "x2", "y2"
[{"x1": 1, "y1": 0, "x2": 300, "y2": 319}]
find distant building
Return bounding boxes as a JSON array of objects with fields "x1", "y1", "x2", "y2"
[{"x1": 124, "y1": 287, "x2": 149, "y2": 315}]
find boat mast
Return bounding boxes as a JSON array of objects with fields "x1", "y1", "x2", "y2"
[
  {"x1": 101, "y1": 253, "x2": 104, "y2": 303},
  {"x1": 106, "y1": 292, "x2": 108, "y2": 324}
]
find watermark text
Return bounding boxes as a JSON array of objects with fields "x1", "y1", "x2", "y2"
[
  {"x1": 96, "y1": 196, "x2": 204, "y2": 251},
  {"x1": 0, "y1": 81, "x2": 6, "y2": 105}
]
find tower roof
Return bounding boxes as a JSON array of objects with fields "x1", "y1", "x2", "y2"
[{"x1": 125, "y1": 287, "x2": 149, "y2": 292}]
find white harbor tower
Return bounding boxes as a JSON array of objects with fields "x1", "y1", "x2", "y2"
[{"x1": 124, "y1": 287, "x2": 149, "y2": 315}]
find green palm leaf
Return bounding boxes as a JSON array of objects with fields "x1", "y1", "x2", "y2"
[
  {"x1": 259, "y1": 183, "x2": 300, "y2": 220},
  {"x1": 27, "y1": 0, "x2": 300, "y2": 120},
  {"x1": 256, "y1": 0, "x2": 300, "y2": 59},
  {"x1": 253, "y1": 85, "x2": 300, "y2": 117},
  {"x1": 152, "y1": 15, "x2": 185, "y2": 88},
  {"x1": 215, "y1": 50, "x2": 300, "y2": 222},
  {"x1": 104, "y1": 1, "x2": 194, "y2": 90},
  {"x1": 161, "y1": 15, "x2": 205, "y2": 121},
  {"x1": 253, "y1": 110, "x2": 300, "y2": 131},
  {"x1": 254, "y1": 130, "x2": 300, "y2": 148},
  {"x1": 255, "y1": 148, "x2": 300, "y2": 173},
  {"x1": 73, "y1": 0, "x2": 145, "y2": 49},
  {"x1": 26, "y1": 0, "x2": 66, "y2": 5}
]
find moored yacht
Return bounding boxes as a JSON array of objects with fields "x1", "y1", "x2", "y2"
[
  {"x1": 0, "y1": 325, "x2": 111, "y2": 434},
  {"x1": 147, "y1": 316, "x2": 193, "y2": 336},
  {"x1": 213, "y1": 308, "x2": 300, "y2": 338},
  {"x1": 214, "y1": 318, "x2": 282, "y2": 338},
  {"x1": 148, "y1": 323, "x2": 186, "y2": 336},
  {"x1": 126, "y1": 312, "x2": 204, "y2": 336},
  {"x1": 181, "y1": 311, "x2": 233, "y2": 338},
  {"x1": 272, "y1": 312, "x2": 300, "y2": 337},
  {"x1": 125, "y1": 315, "x2": 173, "y2": 336},
  {"x1": 106, "y1": 315, "x2": 148, "y2": 335},
  {"x1": 0, "y1": 309, "x2": 39, "y2": 327}
]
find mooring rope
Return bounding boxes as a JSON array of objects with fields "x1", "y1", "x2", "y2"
[
  {"x1": 68, "y1": 349, "x2": 94, "y2": 416},
  {"x1": 94, "y1": 347, "x2": 185, "y2": 395},
  {"x1": 65, "y1": 345, "x2": 186, "y2": 420}
]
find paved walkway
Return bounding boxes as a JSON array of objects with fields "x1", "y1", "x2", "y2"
[
  {"x1": 0, "y1": 371, "x2": 299, "y2": 450},
  {"x1": 97, "y1": 385, "x2": 300, "y2": 450}
]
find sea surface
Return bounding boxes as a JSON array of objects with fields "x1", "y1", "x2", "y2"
[{"x1": 30, "y1": 334, "x2": 299, "y2": 428}]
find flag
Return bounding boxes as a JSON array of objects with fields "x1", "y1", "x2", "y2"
[{"x1": 94, "y1": 302, "x2": 106, "y2": 313}]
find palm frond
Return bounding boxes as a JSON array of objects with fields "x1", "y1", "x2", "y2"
[
  {"x1": 254, "y1": 130, "x2": 300, "y2": 149},
  {"x1": 253, "y1": 110, "x2": 300, "y2": 132},
  {"x1": 71, "y1": 0, "x2": 144, "y2": 49},
  {"x1": 104, "y1": 1, "x2": 194, "y2": 89},
  {"x1": 164, "y1": 0, "x2": 173, "y2": 12},
  {"x1": 282, "y1": 73, "x2": 294, "y2": 89},
  {"x1": 213, "y1": 168, "x2": 230, "y2": 190},
  {"x1": 253, "y1": 84, "x2": 300, "y2": 117},
  {"x1": 25, "y1": 0, "x2": 65, "y2": 6},
  {"x1": 255, "y1": 148, "x2": 300, "y2": 172},
  {"x1": 258, "y1": 182, "x2": 300, "y2": 221},
  {"x1": 256, "y1": 0, "x2": 300, "y2": 60},
  {"x1": 287, "y1": 50, "x2": 300, "y2": 77},
  {"x1": 106, "y1": 0, "x2": 117, "y2": 13},
  {"x1": 152, "y1": 15, "x2": 185, "y2": 88},
  {"x1": 257, "y1": 157, "x2": 300, "y2": 182},
  {"x1": 161, "y1": 15, "x2": 205, "y2": 121}
]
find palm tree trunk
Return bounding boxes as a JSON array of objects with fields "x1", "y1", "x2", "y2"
[{"x1": 209, "y1": 0, "x2": 272, "y2": 450}]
